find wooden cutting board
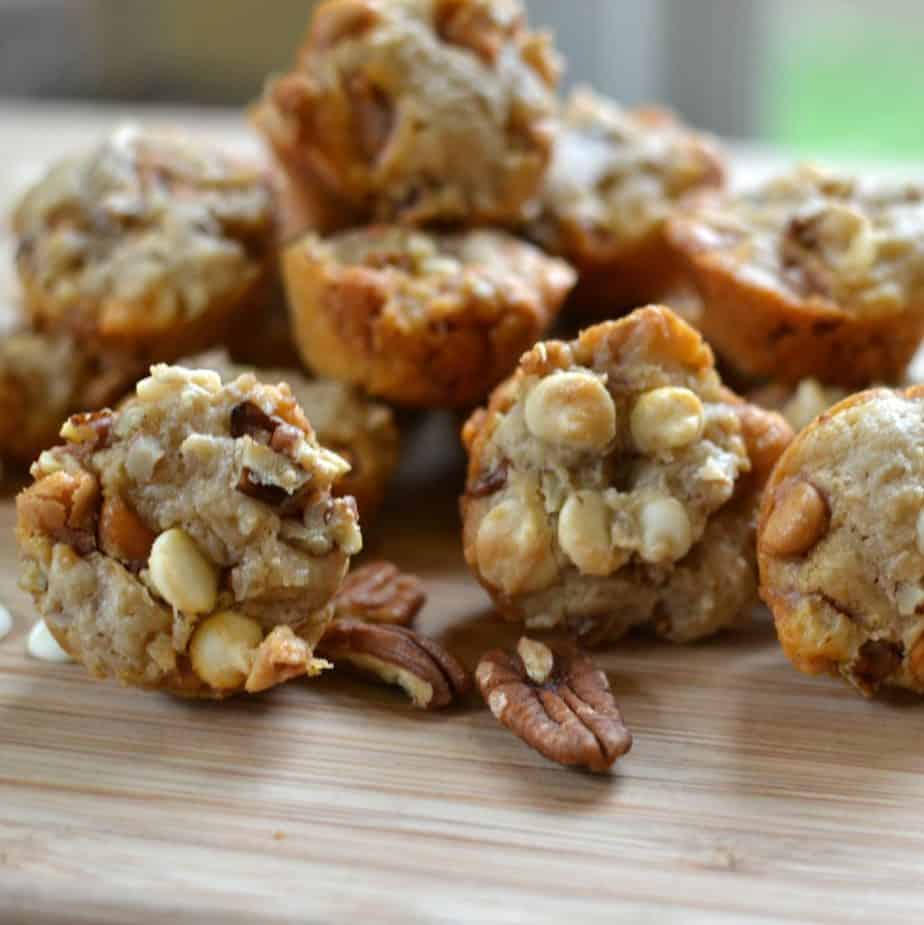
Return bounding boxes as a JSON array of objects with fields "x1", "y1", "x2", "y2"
[{"x1": 3, "y1": 105, "x2": 924, "y2": 925}]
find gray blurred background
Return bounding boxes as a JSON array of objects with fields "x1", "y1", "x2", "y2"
[{"x1": 1, "y1": 0, "x2": 923, "y2": 159}]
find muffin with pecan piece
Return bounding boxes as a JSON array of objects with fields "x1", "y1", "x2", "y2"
[
  {"x1": 668, "y1": 164, "x2": 924, "y2": 386},
  {"x1": 461, "y1": 305, "x2": 792, "y2": 645},
  {"x1": 13, "y1": 125, "x2": 275, "y2": 360},
  {"x1": 0, "y1": 328, "x2": 145, "y2": 465},
  {"x1": 759, "y1": 385, "x2": 924, "y2": 696},
  {"x1": 526, "y1": 88, "x2": 725, "y2": 315},
  {"x1": 16, "y1": 363, "x2": 362, "y2": 698},
  {"x1": 189, "y1": 350, "x2": 400, "y2": 520},
  {"x1": 283, "y1": 226, "x2": 575, "y2": 407},
  {"x1": 254, "y1": 0, "x2": 560, "y2": 226}
]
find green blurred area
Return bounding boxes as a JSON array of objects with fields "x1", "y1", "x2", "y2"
[{"x1": 768, "y1": 22, "x2": 924, "y2": 159}]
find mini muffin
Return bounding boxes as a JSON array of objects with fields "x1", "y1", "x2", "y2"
[
  {"x1": 0, "y1": 328, "x2": 146, "y2": 466},
  {"x1": 282, "y1": 226, "x2": 576, "y2": 407},
  {"x1": 526, "y1": 88, "x2": 725, "y2": 315},
  {"x1": 461, "y1": 305, "x2": 792, "y2": 645},
  {"x1": 758, "y1": 385, "x2": 924, "y2": 696},
  {"x1": 668, "y1": 164, "x2": 924, "y2": 386},
  {"x1": 16, "y1": 364, "x2": 362, "y2": 698},
  {"x1": 191, "y1": 350, "x2": 400, "y2": 520},
  {"x1": 13, "y1": 125, "x2": 275, "y2": 359},
  {"x1": 254, "y1": 0, "x2": 560, "y2": 226}
]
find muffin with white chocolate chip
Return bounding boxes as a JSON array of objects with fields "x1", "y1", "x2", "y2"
[
  {"x1": 283, "y1": 225, "x2": 575, "y2": 407},
  {"x1": 667, "y1": 164, "x2": 924, "y2": 386},
  {"x1": 13, "y1": 125, "x2": 275, "y2": 360},
  {"x1": 526, "y1": 88, "x2": 725, "y2": 315},
  {"x1": 16, "y1": 363, "x2": 362, "y2": 698},
  {"x1": 254, "y1": 0, "x2": 560, "y2": 226},
  {"x1": 461, "y1": 305, "x2": 792, "y2": 645},
  {"x1": 759, "y1": 385, "x2": 924, "y2": 696}
]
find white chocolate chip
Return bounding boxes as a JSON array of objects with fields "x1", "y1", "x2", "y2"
[
  {"x1": 524, "y1": 371, "x2": 616, "y2": 451},
  {"x1": 639, "y1": 497, "x2": 693, "y2": 564},
  {"x1": 124, "y1": 435, "x2": 164, "y2": 483},
  {"x1": 148, "y1": 527, "x2": 219, "y2": 615},
  {"x1": 813, "y1": 203, "x2": 877, "y2": 273},
  {"x1": 630, "y1": 387, "x2": 704, "y2": 453},
  {"x1": 517, "y1": 637, "x2": 554, "y2": 685},
  {"x1": 475, "y1": 497, "x2": 558, "y2": 595},
  {"x1": 916, "y1": 509, "x2": 924, "y2": 558},
  {"x1": 896, "y1": 583, "x2": 924, "y2": 618},
  {"x1": 781, "y1": 379, "x2": 845, "y2": 432},
  {"x1": 188, "y1": 610, "x2": 263, "y2": 690},
  {"x1": 557, "y1": 491, "x2": 624, "y2": 577}
]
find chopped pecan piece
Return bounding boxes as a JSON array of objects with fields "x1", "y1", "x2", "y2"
[
  {"x1": 230, "y1": 401, "x2": 278, "y2": 441},
  {"x1": 317, "y1": 619, "x2": 470, "y2": 709},
  {"x1": 16, "y1": 469, "x2": 100, "y2": 555},
  {"x1": 245, "y1": 625, "x2": 330, "y2": 694},
  {"x1": 333, "y1": 562, "x2": 426, "y2": 626},
  {"x1": 467, "y1": 461, "x2": 509, "y2": 499},
  {"x1": 98, "y1": 494, "x2": 157, "y2": 567},
  {"x1": 476, "y1": 637, "x2": 632, "y2": 773},
  {"x1": 60, "y1": 409, "x2": 115, "y2": 450}
]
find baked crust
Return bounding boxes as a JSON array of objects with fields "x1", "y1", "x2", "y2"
[
  {"x1": 253, "y1": 0, "x2": 560, "y2": 226},
  {"x1": 13, "y1": 126, "x2": 275, "y2": 359},
  {"x1": 668, "y1": 164, "x2": 924, "y2": 385},
  {"x1": 527, "y1": 89, "x2": 725, "y2": 314},
  {"x1": 282, "y1": 226, "x2": 575, "y2": 407},
  {"x1": 758, "y1": 384, "x2": 924, "y2": 696},
  {"x1": 0, "y1": 328, "x2": 146, "y2": 465},
  {"x1": 16, "y1": 364, "x2": 362, "y2": 697},
  {"x1": 461, "y1": 305, "x2": 791, "y2": 644}
]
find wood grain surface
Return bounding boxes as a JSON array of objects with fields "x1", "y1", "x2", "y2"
[{"x1": 3, "y1": 106, "x2": 924, "y2": 925}]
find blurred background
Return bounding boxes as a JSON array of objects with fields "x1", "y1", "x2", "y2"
[{"x1": 1, "y1": 0, "x2": 922, "y2": 159}]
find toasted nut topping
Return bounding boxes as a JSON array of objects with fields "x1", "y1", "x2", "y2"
[
  {"x1": 524, "y1": 371, "x2": 616, "y2": 451},
  {"x1": 334, "y1": 562, "x2": 426, "y2": 626},
  {"x1": 476, "y1": 639, "x2": 632, "y2": 773},
  {"x1": 189, "y1": 610, "x2": 263, "y2": 691},
  {"x1": 630, "y1": 387, "x2": 704, "y2": 454},
  {"x1": 916, "y1": 509, "x2": 924, "y2": 558},
  {"x1": 475, "y1": 496, "x2": 558, "y2": 595},
  {"x1": 99, "y1": 495, "x2": 156, "y2": 566},
  {"x1": 148, "y1": 527, "x2": 219, "y2": 615},
  {"x1": 762, "y1": 479, "x2": 829, "y2": 558},
  {"x1": 245, "y1": 625, "x2": 329, "y2": 694},
  {"x1": 557, "y1": 491, "x2": 622, "y2": 577},
  {"x1": 317, "y1": 620, "x2": 471, "y2": 710},
  {"x1": 639, "y1": 497, "x2": 692, "y2": 564}
]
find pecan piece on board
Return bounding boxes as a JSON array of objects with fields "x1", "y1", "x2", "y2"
[
  {"x1": 476, "y1": 637, "x2": 632, "y2": 773},
  {"x1": 333, "y1": 562, "x2": 426, "y2": 627},
  {"x1": 317, "y1": 619, "x2": 470, "y2": 710}
]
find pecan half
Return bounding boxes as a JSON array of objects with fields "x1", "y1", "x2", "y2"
[
  {"x1": 476, "y1": 637, "x2": 632, "y2": 773},
  {"x1": 317, "y1": 620, "x2": 470, "y2": 709},
  {"x1": 333, "y1": 562, "x2": 426, "y2": 627}
]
